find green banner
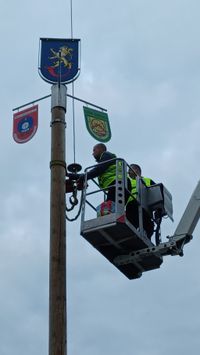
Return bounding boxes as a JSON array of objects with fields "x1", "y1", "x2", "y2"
[{"x1": 83, "y1": 106, "x2": 111, "y2": 142}]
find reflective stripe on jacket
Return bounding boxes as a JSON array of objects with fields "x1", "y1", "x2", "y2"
[{"x1": 127, "y1": 177, "x2": 152, "y2": 203}]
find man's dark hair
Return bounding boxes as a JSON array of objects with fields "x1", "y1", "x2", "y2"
[{"x1": 130, "y1": 164, "x2": 142, "y2": 176}]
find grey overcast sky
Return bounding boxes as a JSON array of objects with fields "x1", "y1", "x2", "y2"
[{"x1": 1, "y1": 0, "x2": 200, "y2": 354}]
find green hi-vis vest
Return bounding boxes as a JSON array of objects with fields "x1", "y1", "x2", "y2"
[
  {"x1": 98, "y1": 153, "x2": 117, "y2": 189},
  {"x1": 127, "y1": 177, "x2": 152, "y2": 204}
]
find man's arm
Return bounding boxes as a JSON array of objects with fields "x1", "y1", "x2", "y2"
[
  {"x1": 87, "y1": 152, "x2": 116, "y2": 180},
  {"x1": 67, "y1": 152, "x2": 116, "y2": 181}
]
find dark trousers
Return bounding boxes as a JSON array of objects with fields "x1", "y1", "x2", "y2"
[{"x1": 126, "y1": 200, "x2": 154, "y2": 239}]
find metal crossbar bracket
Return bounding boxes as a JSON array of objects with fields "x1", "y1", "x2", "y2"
[{"x1": 114, "y1": 233, "x2": 192, "y2": 267}]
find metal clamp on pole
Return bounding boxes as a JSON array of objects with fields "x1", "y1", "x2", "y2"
[
  {"x1": 51, "y1": 84, "x2": 67, "y2": 111},
  {"x1": 50, "y1": 160, "x2": 66, "y2": 169},
  {"x1": 51, "y1": 85, "x2": 67, "y2": 127}
]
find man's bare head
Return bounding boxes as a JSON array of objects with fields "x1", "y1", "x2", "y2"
[{"x1": 93, "y1": 143, "x2": 107, "y2": 161}]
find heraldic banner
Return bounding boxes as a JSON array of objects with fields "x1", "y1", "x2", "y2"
[
  {"x1": 39, "y1": 38, "x2": 80, "y2": 84},
  {"x1": 83, "y1": 106, "x2": 111, "y2": 142},
  {"x1": 13, "y1": 105, "x2": 38, "y2": 144}
]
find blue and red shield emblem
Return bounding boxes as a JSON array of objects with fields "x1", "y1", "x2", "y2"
[
  {"x1": 13, "y1": 105, "x2": 38, "y2": 143},
  {"x1": 39, "y1": 38, "x2": 80, "y2": 84}
]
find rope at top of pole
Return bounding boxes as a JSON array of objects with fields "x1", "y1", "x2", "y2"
[
  {"x1": 70, "y1": 0, "x2": 74, "y2": 39},
  {"x1": 69, "y1": 0, "x2": 76, "y2": 163}
]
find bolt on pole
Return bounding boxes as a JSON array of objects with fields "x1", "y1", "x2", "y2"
[{"x1": 49, "y1": 84, "x2": 67, "y2": 355}]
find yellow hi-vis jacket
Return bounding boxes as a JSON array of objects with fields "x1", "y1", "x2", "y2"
[
  {"x1": 98, "y1": 153, "x2": 117, "y2": 189},
  {"x1": 127, "y1": 177, "x2": 152, "y2": 204}
]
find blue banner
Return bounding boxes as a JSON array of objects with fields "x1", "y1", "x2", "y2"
[{"x1": 39, "y1": 38, "x2": 80, "y2": 84}]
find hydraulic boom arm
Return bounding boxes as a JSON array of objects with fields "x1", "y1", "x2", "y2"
[
  {"x1": 114, "y1": 180, "x2": 200, "y2": 270},
  {"x1": 174, "y1": 180, "x2": 200, "y2": 239}
]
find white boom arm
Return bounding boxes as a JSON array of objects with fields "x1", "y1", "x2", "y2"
[
  {"x1": 174, "y1": 180, "x2": 200, "y2": 238},
  {"x1": 115, "y1": 181, "x2": 200, "y2": 264}
]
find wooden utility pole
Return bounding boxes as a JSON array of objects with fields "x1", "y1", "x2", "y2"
[{"x1": 49, "y1": 84, "x2": 67, "y2": 355}]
